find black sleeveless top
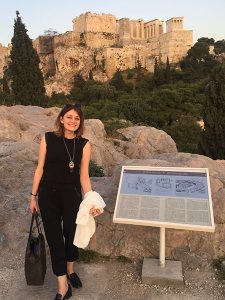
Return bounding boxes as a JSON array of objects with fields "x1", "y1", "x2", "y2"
[{"x1": 40, "y1": 132, "x2": 88, "y2": 188}]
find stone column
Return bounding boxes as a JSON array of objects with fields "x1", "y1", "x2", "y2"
[
  {"x1": 140, "y1": 20, "x2": 144, "y2": 39},
  {"x1": 136, "y1": 23, "x2": 139, "y2": 38},
  {"x1": 130, "y1": 23, "x2": 133, "y2": 39}
]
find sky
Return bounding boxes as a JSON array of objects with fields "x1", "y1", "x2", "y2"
[{"x1": 0, "y1": 0, "x2": 225, "y2": 47}]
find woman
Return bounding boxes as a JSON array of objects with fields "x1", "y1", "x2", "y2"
[{"x1": 30, "y1": 103, "x2": 99, "y2": 300}]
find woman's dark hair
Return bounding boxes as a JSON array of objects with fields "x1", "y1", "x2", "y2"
[{"x1": 54, "y1": 103, "x2": 84, "y2": 137}]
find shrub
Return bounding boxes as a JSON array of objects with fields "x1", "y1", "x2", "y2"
[{"x1": 89, "y1": 160, "x2": 104, "y2": 177}]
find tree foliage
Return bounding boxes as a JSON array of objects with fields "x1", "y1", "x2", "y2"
[
  {"x1": 198, "y1": 63, "x2": 225, "y2": 159},
  {"x1": 46, "y1": 37, "x2": 225, "y2": 155},
  {"x1": 7, "y1": 11, "x2": 45, "y2": 105},
  {"x1": 110, "y1": 69, "x2": 128, "y2": 91},
  {"x1": 180, "y1": 38, "x2": 218, "y2": 80},
  {"x1": 214, "y1": 40, "x2": 225, "y2": 55}
]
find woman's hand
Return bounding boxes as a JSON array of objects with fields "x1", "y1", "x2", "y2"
[
  {"x1": 89, "y1": 207, "x2": 101, "y2": 217},
  {"x1": 30, "y1": 196, "x2": 38, "y2": 213}
]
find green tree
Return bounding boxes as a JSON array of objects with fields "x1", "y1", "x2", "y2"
[
  {"x1": 197, "y1": 37, "x2": 215, "y2": 45},
  {"x1": 153, "y1": 57, "x2": 166, "y2": 86},
  {"x1": 85, "y1": 83, "x2": 116, "y2": 101},
  {"x1": 110, "y1": 69, "x2": 127, "y2": 91},
  {"x1": 214, "y1": 39, "x2": 225, "y2": 55},
  {"x1": 8, "y1": 11, "x2": 45, "y2": 105},
  {"x1": 166, "y1": 116, "x2": 202, "y2": 153},
  {"x1": 73, "y1": 73, "x2": 85, "y2": 88},
  {"x1": 165, "y1": 57, "x2": 171, "y2": 84},
  {"x1": 88, "y1": 70, "x2": 94, "y2": 80},
  {"x1": 199, "y1": 63, "x2": 225, "y2": 159},
  {"x1": 180, "y1": 38, "x2": 218, "y2": 80}
]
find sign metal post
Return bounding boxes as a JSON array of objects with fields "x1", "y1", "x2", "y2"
[{"x1": 159, "y1": 227, "x2": 165, "y2": 268}]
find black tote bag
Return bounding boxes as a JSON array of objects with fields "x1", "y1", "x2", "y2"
[{"x1": 25, "y1": 211, "x2": 47, "y2": 285}]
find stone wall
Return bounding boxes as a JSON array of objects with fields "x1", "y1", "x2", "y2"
[
  {"x1": 73, "y1": 12, "x2": 118, "y2": 34},
  {"x1": 82, "y1": 32, "x2": 118, "y2": 48},
  {"x1": 104, "y1": 46, "x2": 138, "y2": 78},
  {"x1": 54, "y1": 31, "x2": 74, "y2": 48},
  {"x1": 159, "y1": 30, "x2": 193, "y2": 63}
]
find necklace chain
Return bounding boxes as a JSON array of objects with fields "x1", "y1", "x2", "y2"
[{"x1": 63, "y1": 137, "x2": 76, "y2": 171}]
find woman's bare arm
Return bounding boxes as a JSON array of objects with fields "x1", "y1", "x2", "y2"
[
  {"x1": 80, "y1": 141, "x2": 92, "y2": 194},
  {"x1": 29, "y1": 135, "x2": 47, "y2": 213},
  {"x1": 80, "y1": 141, "x2": 101, "y2": 216}
]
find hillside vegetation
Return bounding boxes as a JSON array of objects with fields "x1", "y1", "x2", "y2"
[{"x1": 1, "y1": 31, "x2": 225, "y2": 158}]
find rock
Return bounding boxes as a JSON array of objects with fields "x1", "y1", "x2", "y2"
[
  {"x1": 0, "y1": 233, "x2": 6, "y2": 244},
  {"x1": 117, "y1": 126, "x2": 177, "y2": 157},
  {"x1": 0, "y1": 106, "x2": 177, "y2": 175},
  {"x1": 84, "y1": 123, "x2": 177, "y2": 175}
]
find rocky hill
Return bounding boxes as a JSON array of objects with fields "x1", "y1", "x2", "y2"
[{"x1": 0, "y1": 105, "x2": 225, "y2": 271}]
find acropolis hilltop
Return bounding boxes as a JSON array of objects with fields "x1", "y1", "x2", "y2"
[{"x1": 0, "y1": 12, "x2": 193, "y2": 94}]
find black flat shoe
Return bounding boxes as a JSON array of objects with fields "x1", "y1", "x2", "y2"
[
  {"x1": 67, "y1": 272, "x2": 82, "y2": 288},
  {"x1": 54, "y1": 284, "x2": 72, "y2": 300}
]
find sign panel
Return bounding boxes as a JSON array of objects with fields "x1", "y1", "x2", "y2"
[{"x1": 113, "y1": 166, "x2": 215, "y2": 232}]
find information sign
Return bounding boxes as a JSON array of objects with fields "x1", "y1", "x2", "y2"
[{"x1": 113, "y1": 166, "x2": 214, "y2": 232}]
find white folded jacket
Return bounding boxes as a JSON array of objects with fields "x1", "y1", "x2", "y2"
[{"x1": 73, "y1": 190, "x2": 106, "y2": 249}]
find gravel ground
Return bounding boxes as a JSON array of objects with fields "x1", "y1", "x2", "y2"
[{"x1": 0, "y1": 250, "x2": 225, "y2": 300}]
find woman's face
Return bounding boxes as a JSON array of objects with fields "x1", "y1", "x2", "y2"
[{"x1": 60, "y1": 109, "x2": 80, "y2": 133}]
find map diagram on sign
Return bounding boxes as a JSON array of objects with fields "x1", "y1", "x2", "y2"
[
  {"x1": 176, "y1": 180, "x2": 206, "y2": 194},
  {"x1": 127, "y1": 176, "x2": 152, "y2": 193},
  {"x1": 156, "y1": 178, "x2": 173, "y2": 189}
]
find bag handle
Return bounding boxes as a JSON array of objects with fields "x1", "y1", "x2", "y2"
[{"x1": 28, "y1": 210, "x2": 42, "y2": 238}]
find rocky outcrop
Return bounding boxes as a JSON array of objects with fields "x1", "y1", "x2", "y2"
[
  {"x1": 0, "y1": 105, "x2": 177, "y2": 175},
  {"x1": 3, "y1": 105, "x2": 225, "y2": 270},
  {"x1": 0, "y1": 105, "x2": 176, "y2": 257}
]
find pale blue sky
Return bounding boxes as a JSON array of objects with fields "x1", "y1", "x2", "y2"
[{"x1": 0, "y1": 0, "x2": 225, "y2": 46}]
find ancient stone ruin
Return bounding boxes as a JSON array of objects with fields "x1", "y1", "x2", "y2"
[{"x1": 0, "y1": 12, "x2": 193, "y2": 94}]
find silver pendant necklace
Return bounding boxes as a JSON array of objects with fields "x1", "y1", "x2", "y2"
[{"x1": 63, "y1": 137, "x2": 76, "y2": 173}]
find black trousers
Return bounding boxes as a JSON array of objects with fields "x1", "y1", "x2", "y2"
[{"x1": 38, "y1": 184, "x2": 82, "y2": 276}]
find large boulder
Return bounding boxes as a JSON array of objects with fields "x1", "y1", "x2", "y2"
[
  {"x1": 0, "y1": 105, "x2": 177, "y2": 175},
  {"x1": 84, "y1": 121, "x2": 177, "y2": 174}
]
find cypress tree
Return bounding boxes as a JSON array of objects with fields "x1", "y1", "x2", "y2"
[
  {"x1": 8, "y1": 11, "x2": 45, "y2": 105},
  {"x1": 110, "y1": 69, "x2": 126, "y2": 91},
  {"x1": 153, "y1": 57, "x2": 165, "y2": 86},
  {"x1": 165, "y1": 57, "x2": 171, "y2": 83},
  {"x1": 88, "y1": 70, "x2": 93, "y2": 80},
  {"x1": 198, "y1": 63, "x2": 225, "y2": 159}
]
